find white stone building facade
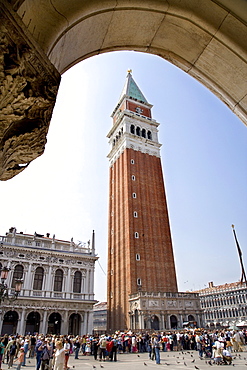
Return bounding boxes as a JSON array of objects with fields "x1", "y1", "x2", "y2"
[
  {"x1": 129, "y1": 291, "x2": 204, "y2": 331},
  {"x1": 0, "y1": 228, "x2": 98, "y2": 335},
  {"x1": 198, "y1": 281, "x2": 247, "y2": 329}
]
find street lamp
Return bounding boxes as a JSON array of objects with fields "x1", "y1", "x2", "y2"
[{"x1": 0, "y1": 267, "x2": 23, "y2": 303}]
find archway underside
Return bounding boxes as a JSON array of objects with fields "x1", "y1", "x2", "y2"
[{"x1": 0, "y1": 0, "x2": 246, "y2": 180}]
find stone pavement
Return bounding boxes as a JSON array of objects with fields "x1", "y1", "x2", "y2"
[{"x1": 3, "y1": 351, "x2": 247, "y2": 370}]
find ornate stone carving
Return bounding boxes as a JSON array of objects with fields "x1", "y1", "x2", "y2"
[{"x1": 0, "y1": 2, "x2": 60, "y2": 180}]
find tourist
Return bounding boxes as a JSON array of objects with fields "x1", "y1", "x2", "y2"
[
  {"x1": 0, "y1": 338, "x2": 5, "y2": 370},
  {"x1": 35, "y1": 337, "x2": 44, "y2": 370},
  {"x1": 73, "y1": 338, "x2": 80, "y2": 359},
  {"x1": 14, "y1": 347, "x2": 24, "y2": 370},
  {"x1": 222, "y1": 348, "x2": 232, "y2": 365},
  {"x1": 53, "y1": 341, "x2": 65, "y2": 370},
  {"x1": 109, "y1": 336, "x2": 117, "y2": 362},
  {"x1": 63, "y1": 338, "x2": 71, "y2": 369},
  {"x1": 152, "y1": 334, "x2": 161, "y2": 365},
  {"x1": 8, "y1": 340, "x2": 17, "y2": 368},
  {"x1": 40, "y1": 339, "x2": 53, "y2": 370},
  {"x1": 22, "y1": 338, "x2": 29, "y2": 366},
  {"x1": 98, "y1": 335, "x2": 107, "y2": 361}
]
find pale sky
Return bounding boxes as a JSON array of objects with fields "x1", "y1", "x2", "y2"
[{"x1": 1, "y1": 51, "x2": 246, "y2": 302}]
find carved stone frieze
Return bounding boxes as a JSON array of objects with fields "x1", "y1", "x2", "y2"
[{"x1": 0, "y1": 1, "x2": 60, "y2": 180}]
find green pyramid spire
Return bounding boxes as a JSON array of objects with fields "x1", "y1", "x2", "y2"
[{"x1": 120, "y1": 70, "x2": 148, "y2": 103}]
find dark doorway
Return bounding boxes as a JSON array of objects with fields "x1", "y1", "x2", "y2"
[
  {"x1": 151, "y1": 315, "x2": 159, "y2": 330},
  {"x1": 25, "y1": 311, "x2": 40, "y2": 334},
  {"x1": 1, "y1": 311, "x2": 18, "y2": 335},
  {"x1": 170, "y1": 315, "x2": 178, "y2": 329},
  {"x1": 68, "y1": 313, "x2": 81, "y2": 335},
  {"x1": 47, "y1": 312, "x2": 61, "y2": 334}
]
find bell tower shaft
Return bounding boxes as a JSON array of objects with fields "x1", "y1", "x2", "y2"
[{"x1": 107, "y1": 72, "x2": 178, "y2": 332}]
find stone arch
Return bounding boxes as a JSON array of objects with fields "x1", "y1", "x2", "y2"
[
  {"x1": 47, "y1": 312, "x2": 62, "y2": 334},
  {"x1": 1, "y1": 0, "x2": 247, "y2": 181},
  {"x1": 151, "y1": 314, "x2": 159, "y2": 330},
  {"x1": 25, "y1": 311, "x2": 41, "y2": 334},
  {"x1": 1, "y1": 311, "x2": 19, "y2": 335},
  {"x1": 16, "y1": 0, "x2": 247, "y2": 122},
  {"x1": 68, "y1": 313, "x2": 81, "y2": 336},
  {"x1": 170, "y1": 314, "x2": 178, "y2": 329}
]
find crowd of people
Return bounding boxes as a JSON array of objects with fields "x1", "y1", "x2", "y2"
[{"x1": 0, "y1": 328, "x2": 246, "y2": 369}]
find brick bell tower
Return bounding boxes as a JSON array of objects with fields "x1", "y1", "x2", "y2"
[{"x1": 107, "y1": 71, "x2": 178, "y2": 332}]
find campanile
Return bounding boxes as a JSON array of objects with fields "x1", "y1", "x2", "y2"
[{"x1": 107, "y1": 71, "x2": 178, "y2": 332}]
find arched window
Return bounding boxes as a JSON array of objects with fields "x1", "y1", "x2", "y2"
[
  {"x1": 132, "y1": 193, "x2": 136, "y2": 198},
  {"x1": 134, "y1": 211, "x2": 138, "y2": 218},
  {"x1": 11, "y1": 265, "x2": 24, "y2": 288},
  {"x1": 73, "y1": 271, "x2": 82, "y2": 293},
  {"x1": 136, "y1": 127, "x2": 140, "y2": 136},
  {"x1": 135, "y1": 232, "x2": 139, "y2": 238},
  {"x1": 33, "y1": 267, "x2": 44, "y2": 290},
  {"x1": 147, "y1": 130, "x2": 152, "y2": 140},
  {"x1": 136, "y1": 254, "x2": 140, "y2": 261},
  {"x1": 132, "y1": 175, "x2": 135, "y2": 181},
  {"x1": 130, "y1": 125, "x2": 135, "y2": 134},
  {"x1": 54, "y1": 269, "x2": 63, "y2": 292},
  {"x1": 142, "y1": 129, "x2": 146, "y2": 138},
  {"x1": 137, "y1": 278, "x2": 141, "y2": 286}
]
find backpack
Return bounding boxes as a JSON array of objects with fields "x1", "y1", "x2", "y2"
[
  {"x1": 41, "y1": 346, "x2": 50, "y2": 361},
  {"x1": 10, "y1": 344, "x2": 17, "y2": 356}
]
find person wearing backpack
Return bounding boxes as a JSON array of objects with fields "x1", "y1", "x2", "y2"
[
  {"x1": 40, "y1": 340, "x2": 52, "y2": 370},
  {"x1": 8, "y1": 340, "x2": 17, "y2": 368},
  {"x1": 98, "y1": 335, "x2": 107, "y2": 362}
]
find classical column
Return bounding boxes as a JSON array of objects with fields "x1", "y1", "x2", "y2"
[
  {"x1": 40, "y1": 309, "x2": 48, "y2": 334},
  {"x1": 17, "y1": 308, "x2": 26, "y2": 335},
  {"x1": 85, "y1": 270, "x2": 89, "y2": 299},
  {"x1": 87, "y1": 310, "x2": 93, "y2": 334},
  {"x1": 65, "y1": 267, "x2": 72, "y2": 299},
  {"x1": 0, "y1": 310, "x2": 4, "y2": 335},
  {"x1": 45, "y1": 266, "x2": 53, "y2": 298},
  {"x1": 80, "y1": 313, "x2": 84, "y2": 336},
  {"x1": 138, "y1": 312, "x2": 143, "y2": 330},
  {"x1": 160, "y1": 312, "x2": 165, "y2": 331},
  {"x1": 60, "y1": 311, "x2": 69, "y2": 335},
  {"x1": 25, "y1": 263, "x2": 33, "y2": 291}
]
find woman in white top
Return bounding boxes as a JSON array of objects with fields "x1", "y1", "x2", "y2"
[
  {"x1": 63, "y1": 339, "x2": 71, "y2": 369},
  {"x1": 53, "y1": 341, "x2": 65, "y2": 370}
]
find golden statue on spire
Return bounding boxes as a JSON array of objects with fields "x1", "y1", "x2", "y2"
[{"x1": 127, "y1": 69, "x2": 132, "y2": 74}]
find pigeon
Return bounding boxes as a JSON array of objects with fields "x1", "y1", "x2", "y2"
[
  {"x1": 93, "y1": 366, "x2": 96, "y2": 369},
  {"x1": 177, "y1": 361, "x2": 180, "y2": 364},
  {"x1": 191, "y1": 355, "x2": 194, "y2": 357},
  {"x1": 144, "y1": 362, "x2": 148, "y2": 366},
  {"x1": 100, "y1": 366, "x2": 104, "y2": 369},
  {"x1": 191, "y1": 359, "x2": 195, "y2": 363},
  {"x1": 164, "y1": 363, "x2": 170, "y2": 366},
  {"x1": 195, "y1": 366, "x2": 199, "y2": 370},
  {"x1": 137, "y1": 355, "x2": 140, "y2": 357},
  {"x1": 208, "y1": 360, "x2": 213, "y2": 366},
  {"x1": 184, "y1": 362, "x2": 187, "y2": 366}
]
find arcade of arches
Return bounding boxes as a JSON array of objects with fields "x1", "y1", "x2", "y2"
[
  {"x1": 1, "y1": 310, "x2": 82, "y2": 336},
  {"x1": 0, "y1": 0, "x2": 246, "y2": 180}
]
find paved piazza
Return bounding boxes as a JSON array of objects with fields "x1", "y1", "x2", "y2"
[{"x1": 3, "y1": 351, "x2": 247, "y2": 370}]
